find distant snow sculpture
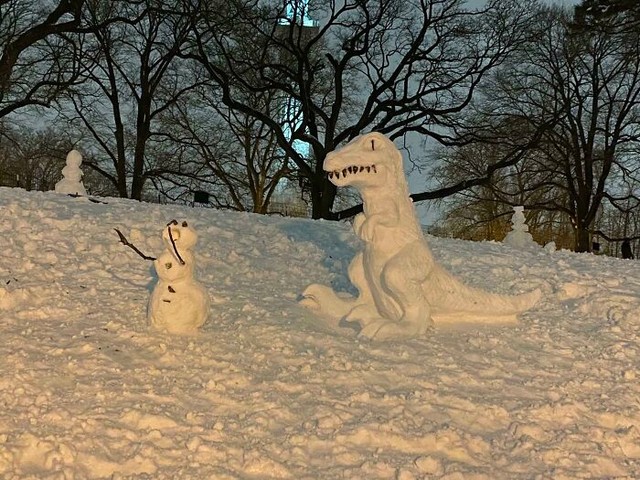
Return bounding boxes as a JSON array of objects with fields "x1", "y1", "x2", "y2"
[
  {"x1": 300, "y1": 132, "x2": 541, "y2": 341},
  {"x1": 148, "y1": 220, "x2": 210, "y2": 334},
  {"x1": 503, "y1": 206, "x2": 539, "y2": 249},
  {"x1": 54, "y1": 150, "x2": 87, "y2": 196}
]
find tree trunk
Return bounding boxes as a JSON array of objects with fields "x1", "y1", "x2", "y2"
[
  {"x1": 116, "y1": 164, "x2": 128, "y2": 198},
  {"x1": 310, "y1": 174, "x2": 337, "y2": 219},
  {"x1": 130, "y1": 143, "x2": 146, "y2": 200},
  {"x1": 574, "y1": 224, "x2": 591, "y2": 252},
  {"x1": 130, "y1": 174, "x2": 145, "y2": 201},
  {"x1": 130, "y1": 111, "x2": 151, "y2": 200}
]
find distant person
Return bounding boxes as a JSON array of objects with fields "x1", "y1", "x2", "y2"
[{"x1": 621, "y1": 239, "x2": 634, "y2": 260}]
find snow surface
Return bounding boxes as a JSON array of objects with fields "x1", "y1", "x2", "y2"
[{"x1": 1, "y1": 186, "x2": 639, "y2": 479}]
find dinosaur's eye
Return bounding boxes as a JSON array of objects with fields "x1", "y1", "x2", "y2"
[
  {"x1": 182, "y1": 221, "x2": 188, "y2": 227},
  {"x1": 165, "y1": 262, "x2": 172, "y2": 269},
  {"x1": 371, "y1": 139, "x2": 375, "y2": 151},
  {"x1": 167, "y1": 219, "x2": 178, "y2": 226}
]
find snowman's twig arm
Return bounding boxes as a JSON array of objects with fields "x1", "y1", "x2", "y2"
[{"x1": 114, "y1": 228, "x2": 156, "y2": 261}]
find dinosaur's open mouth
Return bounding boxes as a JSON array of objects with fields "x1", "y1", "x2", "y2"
[{"x1": 327, "y1": 164, "x2": 377, "y2": 180}]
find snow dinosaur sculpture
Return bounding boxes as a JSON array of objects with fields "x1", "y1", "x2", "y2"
[{"x1": 300, "y1": 132, "x2": 541, "y2": 340}]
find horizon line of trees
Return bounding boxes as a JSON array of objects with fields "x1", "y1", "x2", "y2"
[{"x1": 1, "y1": 0, "x2": 639, "y2": 254}]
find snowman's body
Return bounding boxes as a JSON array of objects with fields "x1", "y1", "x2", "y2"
[
  {"x1": 55, "y1": 150, "x2": 87, "y2": 196},
  {"x1": 148, "y1": 221, "x2": 209, "y2": 334}
]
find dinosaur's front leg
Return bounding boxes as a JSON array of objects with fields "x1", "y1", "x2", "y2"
[
  {"x1": 347, "y1": 250, "x2": 376, "y2": 306},
  {"x1": 359, "y1": 245, "x2": 433, "y2": 340},
  {"x1": 301, "y1": 250, "x2": 381, "y2": 328}
]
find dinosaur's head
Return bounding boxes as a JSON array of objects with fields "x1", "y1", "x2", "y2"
[{"x1": 324, "y1": 132, "x2": 404, "y2": 191}]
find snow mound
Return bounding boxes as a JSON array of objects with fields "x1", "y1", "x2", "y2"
[{"x1": 0, "y1": 187, "x2": 639, "y2": 478}]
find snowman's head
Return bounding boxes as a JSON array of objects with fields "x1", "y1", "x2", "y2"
[
  {"x1": 66, "y1": 150, "x2": 83, "y2": 168},
  {"x1": 162, "y1": 220, "x2": 198, "y2": 256}
]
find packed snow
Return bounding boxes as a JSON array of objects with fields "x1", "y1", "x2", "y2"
[{"x1": 1, "y1": 186, "x2": 639, "y2": 479}]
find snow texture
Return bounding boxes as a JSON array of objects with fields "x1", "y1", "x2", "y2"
[
  {"x1": 148, "y1": 220, "x2": 210, "y2": 335},
  {"x1": 302, "y1": 133, "x2": 540, "y2": 340},
  {"x1": 54, "y1": 150, "x2": 87, "y2": 196},
  {"x1": 1, "y1": 186, "x2": 640, "y2": 479},
  {"x1": 503, "y1": 206, "x2": 539, "y2": 250}
]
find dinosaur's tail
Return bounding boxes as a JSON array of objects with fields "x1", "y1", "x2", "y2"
[{"x1": 429, "y1": 266, "x2": 542, "y2": 325}]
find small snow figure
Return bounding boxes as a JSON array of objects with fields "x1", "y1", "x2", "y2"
[
  {"x1": 54, "y1": 150, "x2": 87, "y2": 196},
  {"x1": 148, "y1": 220, "x2": 210, "y2": 334},
  {"x1": 621, "y1": 239, "x2": 634, "y2": 260},
  {"x1": 503, "y1": 206, "x2": 539, "y2": 249}
]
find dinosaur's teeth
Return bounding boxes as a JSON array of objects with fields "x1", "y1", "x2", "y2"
[{"x1": 330, "y1": 166, "x2": 375, "y2": 178}]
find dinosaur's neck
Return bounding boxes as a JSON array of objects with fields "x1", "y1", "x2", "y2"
[{"x1": 360, "y1": 182, "x2": 422, "y2": 235}]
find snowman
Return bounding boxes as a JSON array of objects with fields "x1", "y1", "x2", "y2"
[
  {"x1": 503, "y1": 205, "x2": 538, "y2": 249},
  {"x1": 55, "y1": 150, "x2": 87, "y2": 196},
  {"x1": 148, "y1": 220, "x2": 210, "y2": 334}
]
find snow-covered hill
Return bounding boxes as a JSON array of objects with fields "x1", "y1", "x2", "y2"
[{"x1": 1, "y1": 187, "x2": 639, "y2": 479}]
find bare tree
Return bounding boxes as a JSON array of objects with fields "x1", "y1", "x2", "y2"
[
  {"x1": 452, "y1": 5, "x2": 640, "y2": 252},
  {"x1": 0, "y1": 123, "x2": 76, "y2": 190},
  {"x1": 430, "y1": 135, "x2": 576, "y2": 248},
  {"x1": 180, "y1": 0, "x2": 539, "y2": 219},
  {"x1": 0, "y1": 0, "x2": 88, "y2": 118},
  {"x1": 157, "y1": 83, "x2": 294, "y2": 212},
  {"x1": 572, "y1": 0, "x2": 640, "y2": 32},
  {"x1": 61, "y1": 0, "x2": 201, "y2": 200}
]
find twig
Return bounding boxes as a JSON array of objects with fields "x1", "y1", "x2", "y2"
[
  {"x1": 167, "y1": 226, "x2": 186, "y2": 265},
  {"x1": 114, "y1": 228, "x2": 156, "y2": 261},
  {"x1": 67, "y1": 193, "x2": 108, "y2": 204}
]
